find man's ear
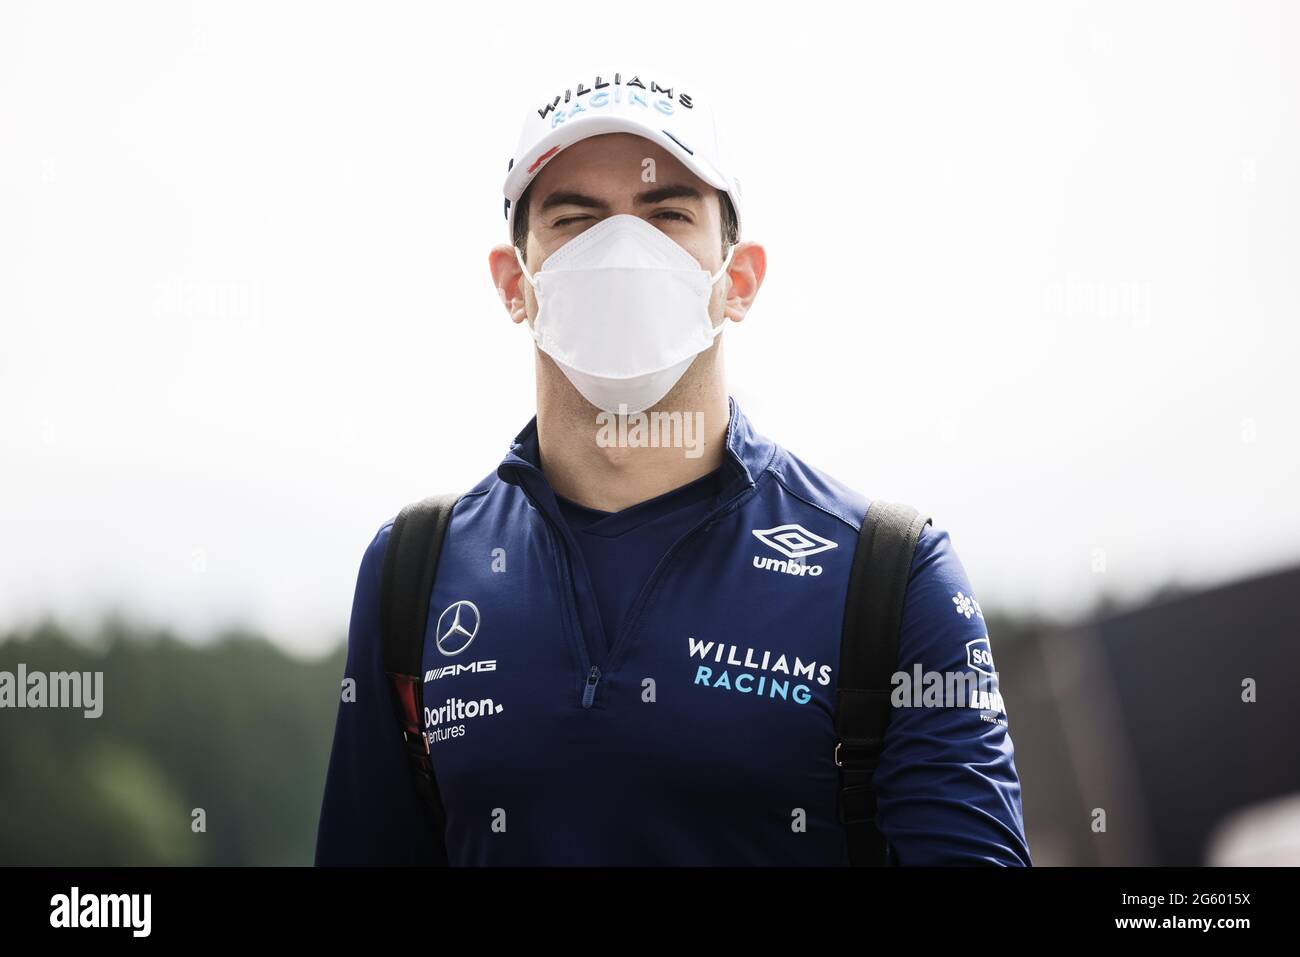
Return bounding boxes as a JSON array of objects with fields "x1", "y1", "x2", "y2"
[
  {"x1": 722, "y1": 241, "x2": 767, "y2": 324},
  {"x1": 488, "y1": 243, "x2": 530, "y2": 324}
]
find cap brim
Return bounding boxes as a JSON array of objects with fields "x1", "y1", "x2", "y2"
[{"x1": 504, "y1": 112, "x2": 733, "y2": 237}]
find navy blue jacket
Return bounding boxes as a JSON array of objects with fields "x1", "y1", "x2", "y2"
[{"x1": 315, "y1": 400, "x2": 1031, "y2": 865}]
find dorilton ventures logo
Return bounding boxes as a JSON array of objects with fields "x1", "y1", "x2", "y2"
[
  {"x1": 424, "y1": 695, "x2": 505, "y2": 745},
  {"x1": 751, "y1": 523, "x2": 839, "y2": 578}
]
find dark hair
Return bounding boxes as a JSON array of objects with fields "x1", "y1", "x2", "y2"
[{"x1": 512, "y1": 184, "x2": 739, "y2": 260}]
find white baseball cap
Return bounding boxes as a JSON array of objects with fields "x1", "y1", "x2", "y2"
[{"x1": 502, "y1": 71, "x2": 743, "y2": 242}]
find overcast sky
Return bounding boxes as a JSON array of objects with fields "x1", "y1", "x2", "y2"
[{"x1": 2, "y1": 0, "x2": 1297, "y2": 656}]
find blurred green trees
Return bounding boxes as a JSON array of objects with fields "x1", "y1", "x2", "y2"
[{"x1": 0, "y1": 620, "x2": 345, "y2": 866}]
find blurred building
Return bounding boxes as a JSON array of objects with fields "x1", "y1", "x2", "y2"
[{"x1": 1003, "y1": 566, "x2": 1300, "y2": 865}]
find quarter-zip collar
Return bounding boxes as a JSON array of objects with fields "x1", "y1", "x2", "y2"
[{"x1": 494, "y1": 396, "x2": 779, "y2": 689}]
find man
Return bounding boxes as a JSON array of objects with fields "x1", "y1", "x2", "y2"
[{"x1": 315, "y1": 71, "x2": 1031, "y2": 866}]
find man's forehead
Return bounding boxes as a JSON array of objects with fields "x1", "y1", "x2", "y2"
[{"x1": 531, "y1": 133, "x2": 697, "y2": 190}]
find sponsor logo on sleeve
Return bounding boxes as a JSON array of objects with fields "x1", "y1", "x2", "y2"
[{"x1": 966, "y1": 637, "x2": 995, "y2": 675}]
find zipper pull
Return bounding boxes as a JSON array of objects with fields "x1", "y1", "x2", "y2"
[{"x1": 581, "y1": 666, "x2": 601, "y2": 709}]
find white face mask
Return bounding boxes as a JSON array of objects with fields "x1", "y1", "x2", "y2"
[{"x1": 515, "y1": 213, "x2": 736, "y2": 414}]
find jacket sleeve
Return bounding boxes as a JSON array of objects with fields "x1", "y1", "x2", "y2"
[
  {"x1": 872, "y1": 523, "x2": 1033, "y2": 866},
  {"x1": 314, "y1": 521, "x2": 446, "y2": 866}
]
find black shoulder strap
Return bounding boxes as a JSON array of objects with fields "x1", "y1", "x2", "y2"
[
  {"x1": 835, "y1": 498, "x2": 932, "y2": 866},
  {"x1": 379, "y1": 493, "x2": 460, "y2": 863}
]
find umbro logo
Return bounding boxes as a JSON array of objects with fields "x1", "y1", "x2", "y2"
[
  {"x1": 751, "y1": 524, "x2": 838, "y2": 578},
  {"x1": 751, "y1": 524, "x2": 839, "y2": 559}
]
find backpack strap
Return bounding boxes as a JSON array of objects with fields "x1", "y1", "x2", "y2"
[
  {"x1": 379, "y1": 493, "x2": 460, "y2": 862},
  {"x1": 835, "y1": 498, "x2": 932, "y2": 866}
]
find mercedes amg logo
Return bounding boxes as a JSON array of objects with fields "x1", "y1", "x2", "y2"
[{"x1": 435, "y1": 600, "x2": 480, "y2": 657}]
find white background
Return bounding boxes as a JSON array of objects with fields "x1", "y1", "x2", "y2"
[{"x1": 2, "y1": 0, "x2": 1297, "y2": 655}]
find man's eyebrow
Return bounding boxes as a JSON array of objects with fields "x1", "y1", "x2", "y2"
[
  {"x1": 635, "y1": 184, "x2": 703, "y2": 204},
  {"x1": 538, "y1": 190, "x2": 607, "y2": 212},
  {"x1": 537, "y1": 183, "x2": 705, "y2": 213}
]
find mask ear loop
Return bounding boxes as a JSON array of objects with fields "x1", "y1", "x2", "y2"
[
  {"x1": 705, "y1": 243, "x2": 738, "y2": 340},
  {"x1": 513, "y1": 244, "x2": 547, "y2": 348},
  {"x1": 514, "y1": 244, "x2": 538, "y2": 290},
  {"x1": 709, "y1": 243, "x2": 737, "y2": 285}
]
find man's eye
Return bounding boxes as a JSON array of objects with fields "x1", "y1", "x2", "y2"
[{"x1": 554, "y1": 211, "x2": 688, "y2": 227}]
